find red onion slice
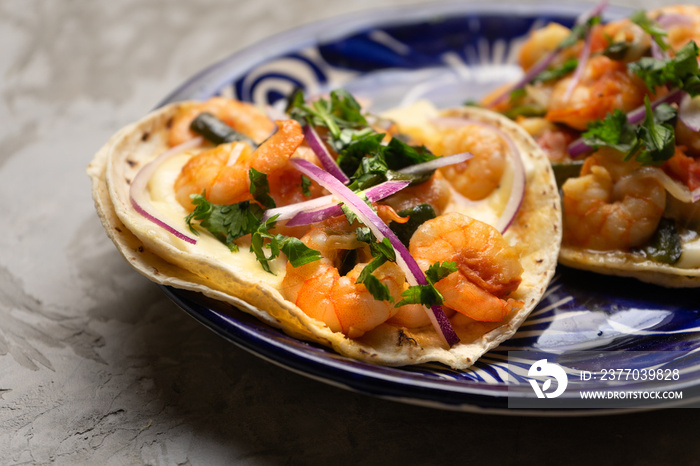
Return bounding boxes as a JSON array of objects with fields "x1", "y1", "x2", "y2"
[
  {"x1": 290, "y1": 158, "x2": 460, "y2": 347},
  {"x1": 430, "y1": 118, "x2": 526, "y2": 234},
  {"x1": 263, "y1": 152, "x2": 472, "y2": 226},
  {"x1": 303, "y1": 124, "x2": 350, "y2": 184},
  {"x1": 262, "y1": 179, "x2": 411, "y2": 224},
  {"x1": 656, "y1": 13, "x2": 694, "y2": 29},
  {"x1": 284, "y1": 180, "x2": 411, "y2": 227},
  {"x1": 129, "y1": 137, "x2": 203, "y2": 244},
  {"x1": 562, "y1": 24, "x2": 594, "y2": 102},
  {"x1": 397, "y1": 152, "x2": 473, "y2": 175}
]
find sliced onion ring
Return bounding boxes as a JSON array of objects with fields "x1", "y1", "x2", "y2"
[
  {"x1": 262, "y1": 152, "x2": 472, "y2": 226},
  {"x1": 637, "y1": 167, "x2": 700, "y2": 204},
  {"x1": 303, "y1": 124, "x2": 350, "y2": 184},
  {"x1": 430, "y1": 117, "x2": 526, "y2": 233},
  {"x1": 285, "y1": 180, "x2": 411, "y2": 227},
  {"x1": 397, "y1": 152, "x2": 473, "y2": 175},
  {"x1": 562, "y1": 21, "x2": 594, "y2": 102},
  {"x1": 290, "y1": 158, "x2": 460, "y2": 347},
  {"x1": 129, "y1": 137, "x2": 203, "y2": 244}
]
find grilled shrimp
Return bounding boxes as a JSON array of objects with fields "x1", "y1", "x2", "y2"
[
  {"x1": 649, "y1": 5, "x2": 700, "y2": 53},
  {"x1": 401, "y1": 212, "x2": 524, "y2": 323},
  {"x1": 546, "y1": 55, "x2": 650, "y2": 131},
  {"x1": 562, "y1": 148, "x2": 666, "y2": 250},
  {"x1": 518, "y1": 22, "x2": 575, "y2": 71},
  {"x1": 427, "y1": 123, "x2": 508, "y2": 201},
  {"x1": 174, "y1": 119, "x2": 318, "y2": 209},
  {"x1": 168, "y1": 97, "x2": 275, "y2": 147},
  {"x1": 281, "y1": 223, "x2": 403, "y2": 338}
]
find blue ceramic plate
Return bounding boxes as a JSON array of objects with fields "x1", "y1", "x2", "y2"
[{"x1": 159, "y1": 2, "x2": 700, "y2": 413}]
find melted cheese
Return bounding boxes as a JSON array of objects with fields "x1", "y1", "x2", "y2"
[{"x1": 148, "y1": 151, "x2": 286, "y2": 287}]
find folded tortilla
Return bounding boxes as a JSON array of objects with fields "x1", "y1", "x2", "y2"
[{"x1": 88, "y1": 102, "x2": 561, "y2": 369}]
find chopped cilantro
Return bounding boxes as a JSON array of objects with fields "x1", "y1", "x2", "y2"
[
  {"x1": 629, "y1": 41, "x2": 700, "y2": 95},
  {"x1": 287, "y1": 88, "x2": 437, "y2": 187},
  {"x1": 581, "y1": 97, "x2": 677, "y2": 165},
  {"x1": 353, "y1": 233, "x2": 398, "y2": 302},
  {"x1": 396, "y1": 261, "x2": 458, "y2": 308},
  {"x1": 531, "y1": 58, "x2": 579, "y2": 83},
  {"x1": 251, "y1": 220, "x2": 322, "y2": 273},
  {"x1": 248, "y1": 168, "x2": 276, "y2": 209},
  {"x1": 185, "y1": 169, "x2": 320, "y2": 272},
  {"x1": 300, "y1": 175, "x2": 312, "y2": 197},
  {"x1": 286, "y1": 89, "x2": 368, "y2": 142},
  {"x1": 185, "y1": 194, "x2": 264, "y2": 252},
  {"x1": 636, "y1": 98, "x2": 676, "y2": 165}
]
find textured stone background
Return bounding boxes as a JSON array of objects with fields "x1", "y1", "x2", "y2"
[{"x1": 2, "y1": 0, "x2": 699, "y2": 464}]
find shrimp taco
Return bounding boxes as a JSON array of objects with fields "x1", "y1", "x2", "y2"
[
  {"x1": 483, "y1": 3, "x2": 700, "y2": 287},
  {"x1": 88, "y1": 91, "x2": 561, "y2": 369}
]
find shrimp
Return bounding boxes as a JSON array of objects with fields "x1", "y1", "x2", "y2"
[
  {"x1": 427, "y1": 124, "x2": 507, "y2": 201},
  {"x1": 518, "y1": 22, "x2": 574, "y2": 72},
  {"x1": 381, "y1": 171, "x2": 452, "y2": 215},
  {"x1": 562, "y1": 148, "x2": 666, "y2": 251},
  {"x1": 593, "y1": 19, "x2": 652, "y2": 63},
  {"x1": 174, "y1": 119, "x2": 307, "y2": 209},
  {"x1": 546, "y1": 55, "x2": 650, "y2": 131},
  {"x1": 281, "y1": 223, "x2": 404, "y2": 338},
  {"x1": 649, "y1": 5, "x2": 700, "y2": 54},
  {"x1": 404, "y1": 212, "x2": 523, "y2": 323},
  {"x1": 169, "y1": 97, "x2": 275, "y2": 147}
]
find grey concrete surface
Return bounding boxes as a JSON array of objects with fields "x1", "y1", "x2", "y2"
[{"x1": 1, "y1": 0, "x2": 698, "y2": 464}]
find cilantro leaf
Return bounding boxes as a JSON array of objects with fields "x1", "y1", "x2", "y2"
[
  {"x1": 581, "y1": 97, "x2": 677, "y2": 165},
  {"x1": 248, "y1": 168, "x2": 276, "y2": 209},
  {"x1": 582, "y1": 109, "x2": 638, "y2": 153},
  {"x1": 287, "y1": 89, "x2": 368, "y2": 141},
  {"x1": 185, "y1": 193, "x2": 320, "y2": 273},
  {"x1": 531, "y1": 58, "x2": 578, "y2": 83},
  {"x1": 249, "y1": 216, "x2": 280, "y2": 272},
  {"x1": 635, "y1": 98, "x2": 676, "y2": 165},
  {"x1": 354, "y1": 237, "x2": 397, "y2": 302},
  {"x1": 395, "y1": 284, "x2": 444, "y2": 308},
  {"x1": 629, "y1": 41, "x2": 700, "y2": 95},
  {"x1": 425, "y1": 261, "x2": 459, "y2": 284},
  {"x1": 185, "y1": 194, "x2": 264, "y2": 252},
  {"x1": 396, "y1": 261, "x2": 458, "y2": 308},
  {"x1": 278, "y1": 236, "x2": 323, "y2": 266},
  {"x1": 356, "y1": 255, "x2": 393, "y2": 302},
  {"x1": 250, "y1": 218, "x2": 322, "y2": 274},
  {"x1": 336, "y1": 132, "x2": 385, "y2": 178},
  {"x1": 300, "y1": 175, "x2": 312, "y2": 197}
]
